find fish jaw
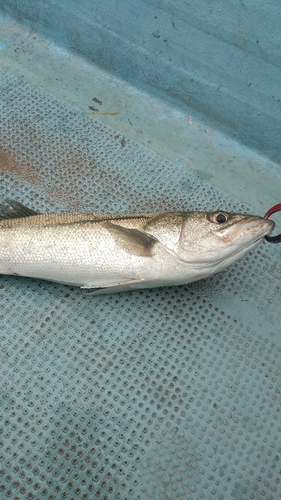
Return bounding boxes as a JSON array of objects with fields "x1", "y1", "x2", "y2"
[
  {"x1": 212, "y1": 217, "x2": 274, "y2": 263},
  {"x1": 204, "y1": 217, "x2": 274, "y2": 275},
  {"x1": 217, "y1": 217, "x2": 274, "y2": 245}
]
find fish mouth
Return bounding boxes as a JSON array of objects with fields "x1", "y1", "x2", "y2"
[
  {"x1": 245, "y1": 217, "x2": 275, "y2": 241},
  {"x1": 216, "y1": 217, "x2": 274, "y2": 264},
  {"x1": 226, "y1": 217, "x2": 275, "y2": 244},
  {"x1": 204, "y1": 220, "x2": 273, "y2": 275},
  {"x1": 207, "y1": 217, "x2": 275, "y2": 270}
]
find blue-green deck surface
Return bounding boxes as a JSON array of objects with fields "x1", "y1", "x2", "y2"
[{"x1": 0, "y1": 2, "x2": 281, "y2": 499}]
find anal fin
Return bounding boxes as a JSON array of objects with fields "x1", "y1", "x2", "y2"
[
  {"x1": 82, "y1": 279, "x2": 144, "y2": 295},
  {"x1": 86, "y1": 285, "x2": 136, "y2": 296}
]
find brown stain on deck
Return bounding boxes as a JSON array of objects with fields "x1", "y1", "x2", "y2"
[
  {"x1": 0, "y1": 132, "x2": 171, "y2": 213},
  {"x1": 0, "y1": 145, "x2": 42, "y2": 185}
]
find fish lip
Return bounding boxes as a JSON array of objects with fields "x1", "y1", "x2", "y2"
[
  {"x1": 264, "y1": 219, "x2": 275, "y2": 236},
  {"x1": 246, "y1": 217, "x2": 275, "y2": 239},
  {"x1": 222, "y1": 217, "x2": 275, "y2": 243},
  {"x1": 211, "y1": 223, "x2": 272, "y2": 270},
  {"x1": 244, "y1": 216, "x2": 274, "y2": 232},
  {"x1": 208, "y1": 217, "x2": 275, "y2": 268}
]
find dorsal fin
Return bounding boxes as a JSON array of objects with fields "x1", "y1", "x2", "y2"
[{"x1": 0, "y1": 200, "x2": 40, "y2": 220}]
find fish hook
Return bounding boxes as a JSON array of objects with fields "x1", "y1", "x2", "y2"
[{"x1": 263, "y1": 202, "x2": 281, "y2": 243}]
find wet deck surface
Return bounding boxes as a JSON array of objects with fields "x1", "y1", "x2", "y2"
[{"x1": 0, "y1": 13, "x2": 281, "y2": 500}]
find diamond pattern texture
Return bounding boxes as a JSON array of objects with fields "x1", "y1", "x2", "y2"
[{"x1": 0, "y1": 70, "x2": 281, "y2": 499}]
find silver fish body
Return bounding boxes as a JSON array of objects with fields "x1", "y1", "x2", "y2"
[{"x1": 0, "y1": 202, "x2": 274, "y2": 294}]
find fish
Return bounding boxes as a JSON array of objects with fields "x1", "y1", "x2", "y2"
[{"x1": 0, "y1": 200, "x2": 274, "y2": 295}]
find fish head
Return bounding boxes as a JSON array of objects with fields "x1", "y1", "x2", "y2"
[{"x1": 177, "y1": 211, "x2": 274, "y2": 271}]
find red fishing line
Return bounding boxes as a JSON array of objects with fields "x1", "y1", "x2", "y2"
[
  {"x1": 263, "y1": 202, "x2": 281, "y2": 220},
  {"x1": 263, "y1": 203, "x2": 281, "y2": 243}
]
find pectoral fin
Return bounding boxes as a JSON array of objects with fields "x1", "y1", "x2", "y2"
[{"x1": 104, "y1": 222, "x2": 158, "y2": 257}]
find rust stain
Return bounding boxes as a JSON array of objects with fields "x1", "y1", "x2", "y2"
[
  {"x1": 0, "y1": 142, "x2": 101, "y2": 211},
  {"x1": 0, "y1": 145, "x2": 42, "y2": 185},
  {"x1": 0, "y1": 133, "x2": 171, "y2": 214}
]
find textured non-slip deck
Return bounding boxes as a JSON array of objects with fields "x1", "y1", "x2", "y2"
[{"x1": 0, "y1": 69, "x2": 281, "y2": 500}]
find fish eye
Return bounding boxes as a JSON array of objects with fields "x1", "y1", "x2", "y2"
[{"x1": 210, "y1": 212, "x2": 229, "y2": 224}]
